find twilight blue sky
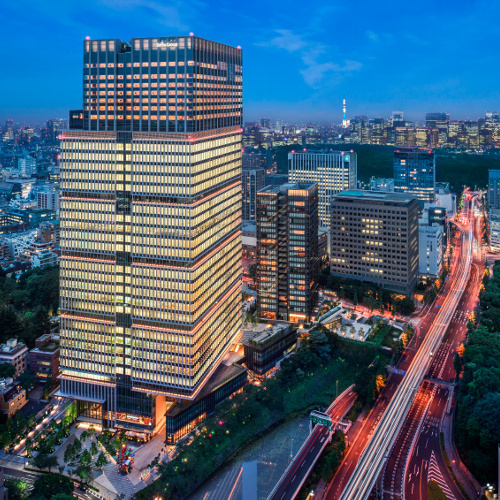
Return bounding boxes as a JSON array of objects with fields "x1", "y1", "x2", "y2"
[{"x1": 1, "y1": 0, "x2": 499, "y2": 124}]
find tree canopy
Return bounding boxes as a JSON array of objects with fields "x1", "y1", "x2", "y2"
[
  {"x1": 30, "y1": 473, "x2": 73, "y2": 500},
  {"x1": 455, "y1": 262, "x2": 500, "y2": 484}
]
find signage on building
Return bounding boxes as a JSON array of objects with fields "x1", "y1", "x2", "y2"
[{"x1": 157, "y1": 41, "x2": 178, "y2": 49}]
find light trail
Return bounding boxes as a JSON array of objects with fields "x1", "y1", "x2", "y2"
[{"x1": 338, "y1": 199, "x2": 474, "y2": 500}]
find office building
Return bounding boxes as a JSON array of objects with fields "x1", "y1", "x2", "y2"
[
  {"x1": 58, "y1": 35, "x2": 244, "y2": 436},
  {"x1": 435, "y1": 183, "x2": 456, "y2": 217},
  {"x1": 418, "y1": 224, "x2": 443, "y2": 278},
  {"x1": 30, "y1": 334, "x2": 60, "y2": 382},
  {"x1": 488, "y1": 170, "x2": 500, "y2": 208},
  {"x1": 489, "y1": 208, "x2": 500, "y2": 251},
  {"x1": 288, "y1": 150, "x2": 357, "y2": 226},
  {"x1": 257, "y1": 183, "x2": 319, "y2": 322},
  {"x1": 426, "y1": 112, "x2": 448, "y2": 129},
  {"x1": 318, "y1": 227, "x2": 329, "y2": 261},
  {"x1": 394, "y1": 147, "x2": 436, "y2": 205},
  {"x1": 369, "y1": 177, "x2": 395, "y2": 192},
  {"x1": 37, "y1": 188, "x2": 60, "y2": 213},
  {"x1": 243, "y1": 323, "x2": 297, "y2": 375},
  {"x1": 18, "y1": 157, "x2": 36, "y2": 177},
  {"x1": 0, "y1": 380, "x2": 27, "y2": 417},
  {"x1": 241, "y1": 221, "x2": 257, "y2": 260},
  {"x1": 330, "y1": 190, "x2": 419, "y2": 296},
  {"x1": 0, "y1": 339, "x2": 28, "y2": 379},
  {"x1": 242, "y1": 164, "x2": 265, "y2": 221}
]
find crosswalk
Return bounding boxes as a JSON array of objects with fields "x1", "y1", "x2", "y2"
[{"x1": 428, "y1": 450, "x2": 456, "y2": 500}]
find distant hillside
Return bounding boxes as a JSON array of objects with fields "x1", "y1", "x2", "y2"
[{"x1": 274, "y1": 143, "x2": 500, "y2": 194}]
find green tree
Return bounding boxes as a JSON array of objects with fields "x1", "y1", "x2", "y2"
[
  {"x1": 72, "y1": 437, "x2": 82, "y2": 454},
  {"x1": 96, "y1": 451, "x2": 108, "y2": 470},
  {"x1": 81, "y1": 449, "x2": 91, "y2": 466},
  {"x1": 51, "y1": 495, "x2": 76, "y2": 500},
  {"x1": 22, "y1": 306, "x2": 50, "y2": 348},
  {"x1": 4, "y1": 479, "x2": 30, "y2": 500},
  {"x1": 0, "y1": 306, "x2": 23, "y2": 345},
  {"x1": 32, "y1": 453, "x2": 59, "y2": 472},
  {"x1": 0, "y1": 362, "x2": 16, "y2": 378},
  {"x1": 307, "y1": 329, "x2": 331, "y2": 359},
  {"x1": 25, "y1": 437, "x2": 33, "y2": 457},
  {"x1": 63, "y1": 444, "x2": 75, "y2": 464},
  {"x1": 90, "y1": 440, "x2": 98, "y2": 456},
  {"x1": 73, "y1": 464, "x2": 92, "y2": 483},
  {"x1": 18, "y1": 369, "x2": 35, "y2": 391},
  {"x1": 31, "y1": 473, "x2": 73, "y2": 499},
  {"x1": 453, "y1": 352, "x2": 462, "y2": 379}
]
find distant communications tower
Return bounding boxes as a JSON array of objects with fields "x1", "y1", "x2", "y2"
[{"x1": 342, "y1": 98, "x2": 348, "y2": 128}]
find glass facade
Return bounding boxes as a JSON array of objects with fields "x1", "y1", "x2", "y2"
[
  {"x1": 393, "y1": 147, "x2": 436, "y2": 206},
  {"x1": 288, "y1": 150, "x2": 357, "y2": 227},
  {"x1": 256, "y1": 183, "x2": 319, "y2": 322},
  {"x1": 59, "y1": 35, "x2": 243, "y2": 434}
]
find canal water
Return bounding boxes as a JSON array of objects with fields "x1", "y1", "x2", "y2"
[{"x1": 189, "y1": 413, "x2": 311, "y2": 500}]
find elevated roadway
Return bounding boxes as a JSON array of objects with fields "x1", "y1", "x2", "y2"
[{"x1": 337, "y1": 202, "x2": 473, "y2": 500}]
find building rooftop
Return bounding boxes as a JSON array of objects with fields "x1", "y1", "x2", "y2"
[
  {"x1": 245, "y1": 323, "x2": 291, "y2": 345},
  {"x1": 419, "y1": 224, "x2": 442, "y2": 234},
  {"x1": 0, "y1": 378, "x2": 16, "y2": 395},
  {"x1": 165, "y1": 352, "x2": 246, "y2": 418},
  {"x1": 0, "y1": 338, "x2": 27, "y2": 354},
  {"x1": 333, "y1": 189, "x2": 418, "y2": 204},
  {"x1": 260, "y1": 182, "x2": 317, "y2": 194},
  {"x1": 289, "y1": 149, "x2": 354, "y2": 156}
]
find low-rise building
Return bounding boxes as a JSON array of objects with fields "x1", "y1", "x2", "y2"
[
  {"x1": 243, "y1": 323, "x2": 297, "y2": 375},
  {"x1": 0, "y1": 339, "x2": 28, "y2": 378},
  {"x1": 0, "y1": 378, "x2": 27, "y2": 417},
  {"x1": 29, "y1": 334, "x2": 60, "y2": 382},
  {"x1": 32, "y1": 249, "x2": 59, "y2": 268},
  {"x1": 418, "y1": 224, "x2": 443, "y2": 278},
  {"x1": 435, "y1": 182, "x2": 456, "y2": 217}
]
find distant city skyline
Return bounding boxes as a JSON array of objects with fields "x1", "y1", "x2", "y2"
[{"x1": 1, "y1": 0, "x2": 499, "y2": 123}]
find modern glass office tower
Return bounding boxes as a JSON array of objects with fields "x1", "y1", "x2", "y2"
[
  {"x1": 59, "y1": 36, "x2": 243, "y2": 435},
  {"x1": 256, "y1": 183, "x2": 319, "y2": 322},
  {"x1": 288, "y1": 150, "x2": 357, "y2": 227},
  {"x1": 241, "y1": 163, "x2": 265, "y2": 221},
  {"x1": 393, "y1": 147, "x2": 436, "y2": 206}
]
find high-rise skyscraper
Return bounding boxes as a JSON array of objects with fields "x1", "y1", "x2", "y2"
[
  {"x1": 393, "y1": 147, "x2": 436, "y2": 206},
  {"x1": 288, "y1": 150, "x2": 357, "y2": 227},
  {"x1": 256, "y1": 183, "x2": 319, "y2": 322},
  {"x1": 58, "y1": 35, "x2": 244, "y2": 437},
  {"x1": 425, "y1": 112, "x2": 448, "y2": 129},
  {"x1": 242, "y1": 162, "x2": 265, "y2": 221}
]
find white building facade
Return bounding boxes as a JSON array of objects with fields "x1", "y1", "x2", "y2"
[
  {"x1": 288, "y1": 150, "x2": 357, "y2": 227},
  {"x1": 418, "y1": 224, "x2": 443, "y2": 278}
]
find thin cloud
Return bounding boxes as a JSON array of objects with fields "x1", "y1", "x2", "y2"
[{"x1": 258, "y1": 28, "x2": 362, "y2": 88}]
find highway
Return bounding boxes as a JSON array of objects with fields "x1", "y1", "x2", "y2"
[
  {"x1": 267, "y1": 387, "x2": 357, "y2": 500},
  {"x1": 404, "y1": 384, "x2": 464, "y2": 500},
  {"x1": 337, "y1": 198, "x2": 474, "y2": 500},
  {"x1": 325, "y1": 221, "x2": 463, "y2": 500},
  {"x1": 398, "y1": 194, "x2": 484, "y2": 500}
]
